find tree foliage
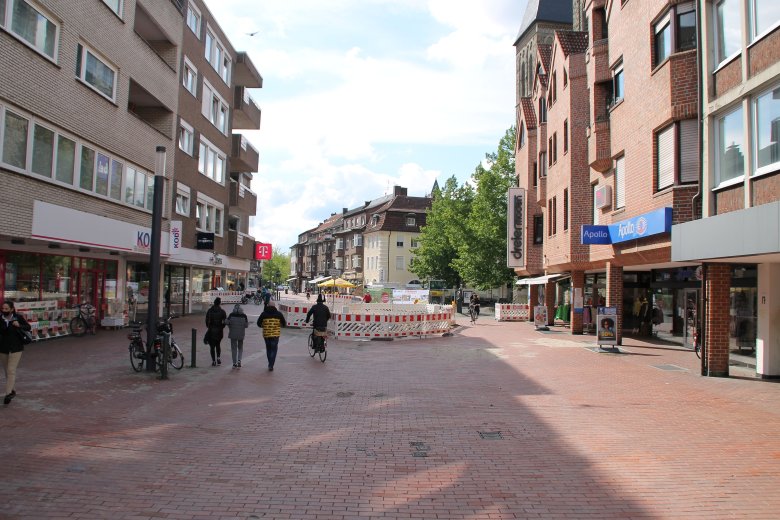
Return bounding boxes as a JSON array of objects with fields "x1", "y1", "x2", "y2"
[
  {"x1": 262, "y1": 247, "x2": 290, "y2": 286},
  {"x1": 410, "y1": 126, "x2": 517, "y2": 290}
]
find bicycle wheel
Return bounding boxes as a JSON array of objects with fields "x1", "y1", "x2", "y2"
[
  {"x1": 129, "y1": 342, "x2": 145, "y2": 372},
  {"x1": 695, "y1": 344, "x2": 701, "y2": 359},
  {"x1": 318, "y1": 339, "x2": 327, "y2": 363},
  {"x1": 70, "y1": 316, "x2": 87, "y2": 337},
  {"x1": 169, "y1": 342, "x2": 185, "y2": 370},
  {"x1": 308, "y1": 334, "x2": 316, "y2": 357}
]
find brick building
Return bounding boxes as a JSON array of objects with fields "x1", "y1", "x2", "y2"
[
  {"x1": 672, "y1": 0, "x2": 780, "y2": 378},
  {"x1": 0, "y1": 0, "x2": 261, "y2": 331},
  {"x1": 514, "y1": 0, "x2": 702, "y2": 348}
]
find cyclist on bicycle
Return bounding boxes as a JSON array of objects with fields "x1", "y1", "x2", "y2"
[
  {"x1": 469, "y1": 293, "x2": 481, "y2": 320},
  {"x1": 305, "y1": 294, "x2": 331, "y2": 352}
]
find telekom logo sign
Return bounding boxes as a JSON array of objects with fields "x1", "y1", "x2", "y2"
[{"x1": 255, "y1": 242, "x2": 272, "y2": 260}]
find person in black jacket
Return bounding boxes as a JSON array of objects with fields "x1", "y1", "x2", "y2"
[
  {"x1": 257, "y1": 301, "x2": 287, "y2": 371},
  {"x1": 305, "y1": 294, "x2": 331, "y2": 352},
  {"x1": 205, "y1": 297, "x2": 227, "y2": 366},
  {"x1": 1, "y1": 301, "x2": 32, "y2": 405}
]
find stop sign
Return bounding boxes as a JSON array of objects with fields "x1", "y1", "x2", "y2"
[{"x1": 381, "y1": 292, "x2": 389, "y2": 303}]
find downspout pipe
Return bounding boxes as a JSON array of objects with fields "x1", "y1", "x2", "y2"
[{"x1": 694, "y1": 0, "x2": 707, "y2": 375}]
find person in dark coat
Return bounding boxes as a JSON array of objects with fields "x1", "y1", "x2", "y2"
[
  {"x1": 205, "y1": 297, "x2": 227, "y2": 366},
  {"x1": 1, "y1": 301, "x2": 32, "y2": 405}
]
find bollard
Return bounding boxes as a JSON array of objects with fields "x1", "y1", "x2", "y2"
[
  {"x1": 191, "y1": 328, "x2": 197, "y2": 368},
  {"x1": 160, "y1": 332, "x2": 170, "y2": 380}
]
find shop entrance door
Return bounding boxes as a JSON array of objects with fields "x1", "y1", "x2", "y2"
[
  {"x1": 71, "y1": 269, "x2": 104, "y2": 319},
  {"x1": 683, "y1": 289, "x2": 699, "y2": 349}
]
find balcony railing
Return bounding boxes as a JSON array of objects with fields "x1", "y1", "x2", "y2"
[
  {"x1": 231, "y1": 134, "x2": 259, "y2": 173},
  {"x1": 233, "y1": 86, "x2": 262, "y2": 130},
  {"x1": 229, "y1": 180, "x2": 257, "y2": 217},
  {"x1": 227, "y1": 230, "x2": 255, "y2": 259}
]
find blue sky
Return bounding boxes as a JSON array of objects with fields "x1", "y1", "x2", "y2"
[{"x1": 206, "y1": 0, "x2": 527, "y2": 250}]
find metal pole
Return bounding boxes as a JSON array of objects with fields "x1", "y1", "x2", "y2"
[
  {"x1": 191, "y1": 328, "x2": 197, "y2": 368},
  {"x1": 146, "y1": 146, "x2": 167, "y2": 372},
  {"x1": 160, "y1": 332, "x2": 170, "y2": 380}
]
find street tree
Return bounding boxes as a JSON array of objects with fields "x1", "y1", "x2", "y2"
[
  {"x1": 262, "y1": 248, "x2": 291, "y2": 286},
  {"x1": 453, "y1": 126, "x2": 517, "y2": 290}
]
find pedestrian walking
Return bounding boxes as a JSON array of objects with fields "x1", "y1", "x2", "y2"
[
  {"x1": 226, "y1": 304, "x2": 249, "y2": 368},
  {"x1": 205, "y1": 297, "x2": 227, "y2": 366},
  {"x1": 256, "y1": 300, "x2": 286, "y2": 371},
  {"x1": 1, "y1": 301, "x2": 32, "y2": 405}
]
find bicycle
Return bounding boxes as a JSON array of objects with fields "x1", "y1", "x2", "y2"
[
  {"x1": 241, "y1": 292, "x2": 261, "y2": 305},
  {"x1": 694, "y1": 328, "x2": 702, "y2": 359},
  {"x1": 70, "y1": 303, "x2": 97, "y2": 337},
  {"x1": 128, "y1": 315, "x2": 185, "y2": 372},
  {"x1": 308, "y1": 329, "x2": 327, "y2": 362}
]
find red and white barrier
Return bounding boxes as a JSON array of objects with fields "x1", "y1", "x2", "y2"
[{"x1": 494, "y1": 303, "x2": 530, "y2": 321}]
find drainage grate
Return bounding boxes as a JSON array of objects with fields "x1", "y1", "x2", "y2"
[
  {"x1": 652, "y1": 364, "x2": 688, "y2": 372},
  {"x1": 478, "y1": 431, "x2": 503, "y2": 440}
]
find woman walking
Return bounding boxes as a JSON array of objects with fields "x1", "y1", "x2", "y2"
[
  {"x1": 205, "y1": 297, "x2": 227, "y2": 366},
  {"x1": 1, "y1": 301, "x2": 32, "y2": 405},
  {"x1": 226, "y1": 304, "x2": 249, "y2": 368}
]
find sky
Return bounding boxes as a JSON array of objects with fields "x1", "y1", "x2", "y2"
[{"x1": 205, "y1": 0, "x2": 527, "y2": 251}]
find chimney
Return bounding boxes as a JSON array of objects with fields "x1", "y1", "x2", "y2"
[
  {"x1": 393, "y1": 186, "x2": 407, "y2": 196},
  {"x1": 343, "y1": 207, "x2": 348, "y2": 214}
]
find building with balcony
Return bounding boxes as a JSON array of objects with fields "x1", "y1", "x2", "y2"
[
  {"x1": 672, "y1": 0, "x2": 780, "y2": 378},
  {"x1": 170, "y1": 0, "x2": 262, "y2": 312},
  {"x1": 514, "y1": 0, "x2": 701, "y2": 348},
  {"x1": 0, "y1": 0, "x2": 185, "y2": 326}
]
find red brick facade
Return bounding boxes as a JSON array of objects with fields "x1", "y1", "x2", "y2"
[{"x1": 705, "y1": 264, "x2": 731, "y2": 377}]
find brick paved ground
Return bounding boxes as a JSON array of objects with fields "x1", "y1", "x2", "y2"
[{"x1": 1, "y1": 302, "x2": 779, "y2": 519}]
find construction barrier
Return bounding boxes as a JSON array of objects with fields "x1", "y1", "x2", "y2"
[
  {"x1": 202, "y1": 290, "x2": 245, "y2": 304},
  {"x1": 279, "y1": 300, "x2": 455, "y2": 341},
  {"x1": 494, "y1": 303, "x2": 530, "y2": 321}
]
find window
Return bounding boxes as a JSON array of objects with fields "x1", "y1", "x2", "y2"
[
  {"x1": 109, "y1": 159, "x2": 122, "y2": 200},
  {"x1": 552, "y1": 196, "x2": 557, "y2": 235},
  {"x1": 656, "y1": 124, "x2": 675, "y2": 190},
  {"x1": 101, "y1": 0, "x2": 121, "y2": 16},
  {"x1": 0, "y1": 0, "x2": 58, "y2": 60},
  {"x1": 175, "y1": 184, "x2": 190, "y2": 216},
  {"x1": 539, "y1": 97, "x2": 547, "y2": 123},
  {"x1": 552, "y1": 133, "x2": 557, "y2": 163},
  {"x1": 654, "y1": 14, "x2": 671, "y2": 66},
  {"x1": 547, "y1": 199, "x2": 553, "y2": 237},
  {"x1": 716, "y1": 106, "x2": 745, "y2": 184},
  {"x1": 533, "y1": 162, "x2": 538, "y2": 187},
  {"x1": 196, "y1": 195, "x2": 224, "y2": 235},
  {"x1": 754, "y1": 85, "x2": 780, "y2": 175},
  {"x1": 95, "y1": 153, "x2": 110, "y2": 196},
  {"x1": 205, "y1": 26, "x2": 230, "y2": 84},
  {"x1": 411, "y1": 238, "x2": 420, "y2": 248},
  {"x1": 679, "y1": 119, "x2": 698, "y2": 183},
  {"x1": 183, "y1": 57, "x2": 197, "y2": 96},
  {"x1": 395, "y1": 256, "x2": 404, "y2": 270},
  {"x1": 551, "y1": 72, "x2": 557, "y2": 105},
  {"x1": 592, "y1": 185, "x2": 600, "y2": 225},
  {"x1": 716, "y1": 0, "x2": 740, "y2": 64},
  {"x1": 533, "y1": 215, "x2": 544, "y2": 244},
  {"x1": 354, "y1": 234, "x2": 363, "y2": 246},
  {"x1": 563, "y1": 69, "x2": 568, "y2": 87},
  {"x1": 396, "y1": 234, "x2": 404, "y2": 247},
  {"x1": 519, "y1": 123, "x2": 525, "y2": 148},
  {"x1": 31, "y1": 123, "x2": 54, "y2": 177},
  {"x1": 612, "y1": 63, "x2": 624, "y2": 105},
  {"x1": 198, "y1": 137, "x2": 226, "y2": 184},
  {"x1": 186, "y1": 3, "x2": 201, "y2": 37},
  {"x1": 79, "y1": 146, "x2": 95, "y2": 190},
  {"x1": 751, "y1": 0, "x2": 780, "y2": 41},
  {"x1": 563, "y1": 120, "x2": 568, "y2": 154},
  {"x1": 539, "y1": 152, "x2": 547, "y2": 178},
  {"x1": 76, "y1": 43, "x2": 116, "y2": 101},
  {"x1": 2, "y1": 110, "x2": 28, "y2": 169},
  {"x1": 201, "y1": 80, "x2": 229, "y2": 134},
  {"x1": 563, "y1": 188, "x2": 569, "y2": 231},
  {"x1": 178, "y1": 120, "x2": 194, "y2": 155},
  {"x1": 406, "y1": 216, "x2": 416, "y2": 226},
  {"x1": 676, "y1": 2, "x2": 696, "y2": 51},
  {"x1": 548, "y1": 138, "x2": 553, "y2": 166},
  {"x1": 55, "y1": 135, "x2": 75, "y2": 184},
  {"x1": 614, "y1": 156, "x2": 626, "y2": 208}
]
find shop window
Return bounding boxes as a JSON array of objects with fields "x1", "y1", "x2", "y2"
[{"x1": 533, "y1": 215, "x2": 544, "y2": 244}]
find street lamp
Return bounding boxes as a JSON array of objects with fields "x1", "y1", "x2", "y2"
[{"x1": 146, "y1": 146, "x2": 166, "y2": 371}]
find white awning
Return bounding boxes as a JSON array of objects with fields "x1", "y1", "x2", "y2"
[
  {"x1": 309, "y1": 275, "x2": 332, "y2": 284},
  {"x1": 285, "y1": 276, "x2": 297, "y2": 281},
  {"x1": 515, "y1": 274, "x2": 563, "y2": 285}
]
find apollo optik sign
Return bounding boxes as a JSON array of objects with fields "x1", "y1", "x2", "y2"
[{"x1": 581, "y1": 207, "x2": 672, "y2": 245}]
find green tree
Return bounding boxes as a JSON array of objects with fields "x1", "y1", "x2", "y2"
[
  {"x1": 262, "y1": 247, "x2": 290, "y2": 286},
  {"x1": 453, "y1": 126, "x2": 517, "y2": 290},
  {"x1": 409, "y1": 176, "x2": 473, "y2": 288}
]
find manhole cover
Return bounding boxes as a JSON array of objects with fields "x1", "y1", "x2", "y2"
[
  {"x1": 412, "y1": 452, "x2": 428, "y2": 457},
  {"x1": 652, "y1": 364, "x2": 688, "y2": 372},
  {"x1": 478, "y1": 431, "x2": 503, "y2": 440}
]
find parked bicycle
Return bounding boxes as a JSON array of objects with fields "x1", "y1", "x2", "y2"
[
  {"x1": 70, "y1": 303, "x2": 97, "y2": 337},
  {"x1": 308, "y1": 330, "x2": 327, "y2": 362},
  {"x1": 128, "y1": 315, "x2": 185, "y2": 372},
  {"x1": 241, "y1": 292, "x2": 262, "y2": 305},
  {"x1": 694, "y1": 327, "x2": 702, "y2": 359}
]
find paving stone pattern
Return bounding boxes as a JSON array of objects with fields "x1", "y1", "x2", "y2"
[{"x1": 2, "y1": 308, "x2": 779, "y2": 519}]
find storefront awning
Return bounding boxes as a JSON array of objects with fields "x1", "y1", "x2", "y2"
[
  {"x1": 309, "y1": 275, "x2": 332, "y2": 284},
  {"x1": 285, "y1": 276, "x2": 297, "y2": 281},
  {"x1": 515, "y1": 274, "x2": 563, "y2": 285}
]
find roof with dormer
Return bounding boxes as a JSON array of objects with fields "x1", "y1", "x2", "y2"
[{"x1": 514, "y1": 0, "x2": 573, "y2": 45}]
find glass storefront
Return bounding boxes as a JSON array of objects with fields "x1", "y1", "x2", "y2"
[
  {"x1": 730, "y1": 266, "x2": 757, "y2": 358},
  {"x1": 164, "y1": 265, "x2": 189, "y2": 318},
  {"x1": 190, "y1": 267, "x2": 214, "y2": 313},
  {"x1": 126, "y1": 261, "x2": 150, "y2": 323}
]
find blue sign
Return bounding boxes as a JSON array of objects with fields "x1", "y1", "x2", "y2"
[{"x1": 581, "y1": 207, "x2": 672, "y2": 245}]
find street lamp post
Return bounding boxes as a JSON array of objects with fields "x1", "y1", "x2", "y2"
[{"x1": 146, "y1": 146, "x2": 167, "y2": 371}]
